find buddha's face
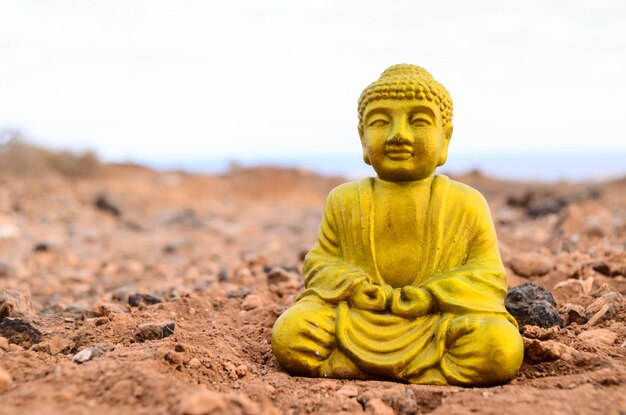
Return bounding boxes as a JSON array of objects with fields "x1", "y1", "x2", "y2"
[{"x1": 359, "y1": 99, "x2": 453, "y2": 182}]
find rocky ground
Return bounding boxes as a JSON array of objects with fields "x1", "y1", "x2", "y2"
[{"x1": 0, "y1": 158, "x2": 625, "y2": 414}]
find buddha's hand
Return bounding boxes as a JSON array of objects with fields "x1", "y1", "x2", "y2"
[
  {"x1": 390, "y1": 286, "x2": 434, "y2": 318},
  {"x1": 349, "y1": 282, "x2": 392, "y2": 311}
]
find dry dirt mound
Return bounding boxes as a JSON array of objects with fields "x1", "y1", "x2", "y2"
[{"x1": 0, "y1": 165, "x2": 625, "y2": 414}]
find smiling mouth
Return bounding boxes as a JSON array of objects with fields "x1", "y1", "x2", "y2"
[{"x1": 385, "y1": 147, "x2": 413, "y2": 160}]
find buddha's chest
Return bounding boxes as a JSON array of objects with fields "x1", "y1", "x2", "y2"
[{"x1": 372, "y1": 188, "x2": 428, "y2": 288}]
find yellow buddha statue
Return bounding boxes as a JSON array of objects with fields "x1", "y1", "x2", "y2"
[{"x1": 271, "y1": 64, "x2": 523, "y2": 386}]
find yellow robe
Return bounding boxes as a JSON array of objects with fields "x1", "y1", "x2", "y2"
[{"x1": 296, "y1": 175, "x2": 518, "y2": 382}]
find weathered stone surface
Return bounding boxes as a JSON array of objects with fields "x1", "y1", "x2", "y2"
[
  {"x1": 0, "y1": 289, "x2": 36, "y2": 320},
  {"x1": 505, "y1": 282, "x2": 563, "y2": 329}
]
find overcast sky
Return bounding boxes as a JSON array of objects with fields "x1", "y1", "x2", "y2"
[{"x1": 1, "y1": 0, "x2": 625, "y2": 163}]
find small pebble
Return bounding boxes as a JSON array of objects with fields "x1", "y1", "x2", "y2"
[
  {"x1": 241, "y1": 294, "x2": 262, "y2": 310},
  {"x1": 94, "y1": 317, "x2": 110, "y2": 326},
  {"x1": 235, "y1": 364, "x2": 247, "y2": 378},
  {"x1": 73, "y1": 348, "x2": 94, "y2": 364},
  {"x1": 92, "y1": 302, "x2": 128, "y2": 317},
  {"x1": 72, "y1": 344, "x2": 106, "y2": 364},
  {"x1": 187, "y1": 357, "x2": 202, "y2": 369},
  {"x1": 164, "y1": 351, "x2": 184, "y2": 366},
  {"x1": 267, "y1": 267, "x2": 299, "y2": 285},
  {"x1": 135, "y1": 322, "x2": 175, "y2": 342},
  {"x1": 128, "y1": 293, "x2": 162, "y2": 307},
  {"x1": 508, "y1": 252, "x2": 554, "y2": 277},
  {"x1": 218, "y1": 267, "x2": 229, "y2": 282}
]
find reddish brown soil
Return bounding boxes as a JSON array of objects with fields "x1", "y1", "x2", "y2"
[{"x1": 0, "y1": 164, "x2": 624, "y2": 414}]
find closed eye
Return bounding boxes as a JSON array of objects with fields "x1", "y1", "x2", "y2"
[
  {"x1": 410, "y1": 117, "x2": 432, "y2": 127},
  {"x1": 368, "y1": 119, "x2": 389, "y2": 127}
]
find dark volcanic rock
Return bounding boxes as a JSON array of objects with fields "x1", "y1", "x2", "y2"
[
  {"x1": 128, "y1": 293, "x2": 162, "y2": 307},
  {"x1": 0, "y1": 317, "x2": 43, "y2": 347},
  {"x1": 505, "y1": 282, "x2": 563, "y2": 330}
]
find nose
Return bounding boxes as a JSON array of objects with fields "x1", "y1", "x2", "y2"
[{"x1": 386, "y1": 118, "x2": 413, "y2": 145}]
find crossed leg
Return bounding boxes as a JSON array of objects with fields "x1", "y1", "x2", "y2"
[
  {"x1": 438, "y1": 314, "x2": 524, "y2": 386},
  {"x1": 273, "y1": 299, "x2": 523, "y2": 386},
  {"x1": 271, "y1": 297, "x2": 371, "y2": 379}
]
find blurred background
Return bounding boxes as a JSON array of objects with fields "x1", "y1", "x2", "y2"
[{"x1": 1, "y1": 0, "x2": 625, "y2": 181}]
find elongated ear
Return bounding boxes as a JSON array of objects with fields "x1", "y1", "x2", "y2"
[
  {"x1": 359, "y1": 123, "x2": 371, "y2": 165},
  {"x1": 437, "y1": 124, "x2": 453, "y2": 166}
]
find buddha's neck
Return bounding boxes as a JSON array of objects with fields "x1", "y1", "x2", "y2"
[{"x1": 374, "y1": 175, "x2": 434, "y2": 192}]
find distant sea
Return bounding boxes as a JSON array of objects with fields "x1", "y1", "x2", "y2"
[{"x1": 137, "y1": 151, "x2": 626, "y2": 183}]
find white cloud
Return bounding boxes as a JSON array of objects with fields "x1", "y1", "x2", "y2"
[{"x1": 0, "y1": 0, "x2": 625, "y2": 162}]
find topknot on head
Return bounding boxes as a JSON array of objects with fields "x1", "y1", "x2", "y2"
[
  {"x1": 358, "y1": 64, "x2": 453, "y2": 127},
  {"x1": 379, "y1": 64, "x2": 434, "y2": 80}
]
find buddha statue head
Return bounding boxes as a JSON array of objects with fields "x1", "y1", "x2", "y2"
[{"x1": 358, "y1": 64, "x2": 454, "y2": 182}]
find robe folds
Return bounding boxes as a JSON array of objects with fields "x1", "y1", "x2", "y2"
[{"x1": 296, "y1": 175, "x2": 518, "y2": 382}]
